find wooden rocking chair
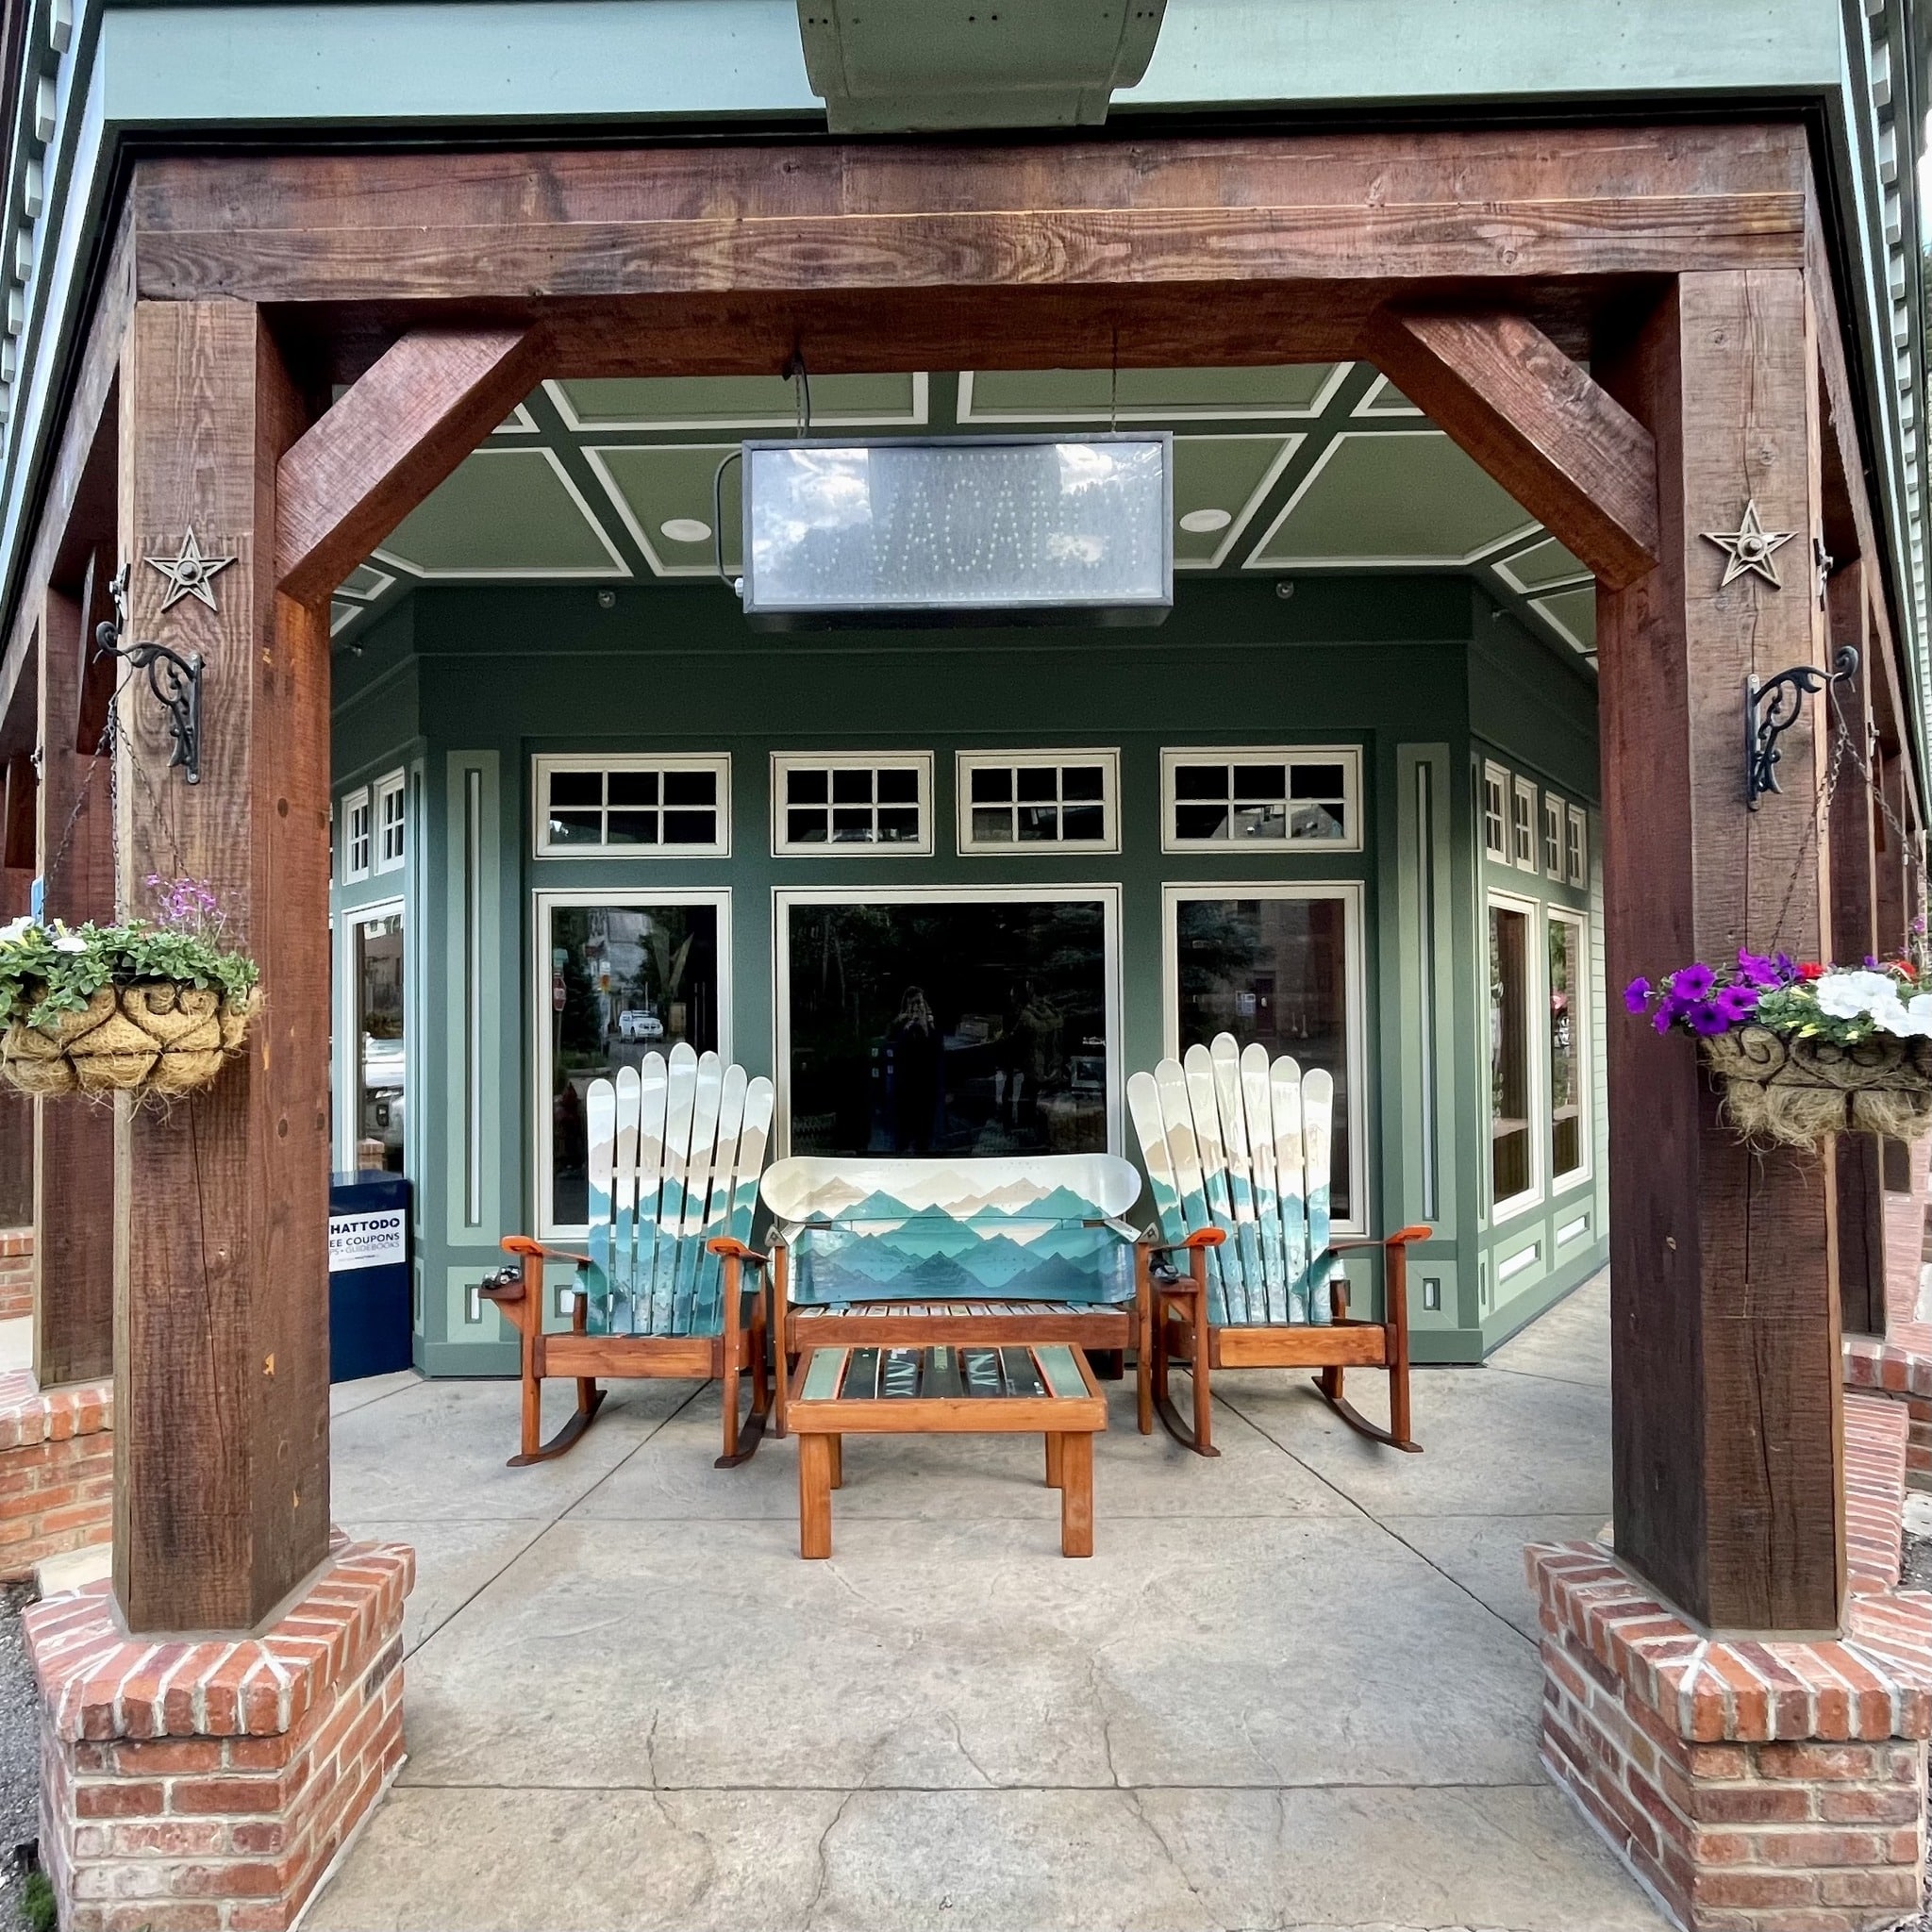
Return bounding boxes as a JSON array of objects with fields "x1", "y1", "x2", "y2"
[
  {"x1": 483, "y1": 1043, "x2": 775, "y2": 1468},
  {"x1": 1127, "y1": 1033, "x2": 1426, "y2": 1457}
]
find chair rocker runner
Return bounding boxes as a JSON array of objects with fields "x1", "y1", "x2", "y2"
[
  {"x1": 484, "y1": 1042, "x2": 776, "y2": 1468},
  {"x1": 1127, "y1": 1033, "x2": 1426, "y2": 1457}
]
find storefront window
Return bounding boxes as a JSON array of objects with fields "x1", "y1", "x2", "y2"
[
  {"x1": 1170, "y1": 891, "x2": 1355, "y2": 1219},
  {"x1": 1490, "y1": 899, "x2": 1535, "y2": 1208},
  {"x1": 543, "y1": 899, "x2": 723, "y2": 1226},
  {"x1": 1549, "y1": 913, "x2": 1586, "y2": 1184},
  {"x1": 351, "y1": 912, "x2": 405, "y2": 1173},
  {"x1": 781, "y1": 893, "x2": 1112, "y2": 1158}
]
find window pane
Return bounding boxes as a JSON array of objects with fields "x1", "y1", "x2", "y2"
[
  {"x1": 1061, "y1": 766, "x2": 1105, "y2": 802},
  {"x1": 1234, "y1": 803, "x2": 1287, "y2": 840},
  {"x1": 1231, "y1": 764, "x2": 1287, "y2": 800},
  {"x1": 1288, "y1": 803, "x2": 1344, "y2": 841},
  {"x1": 547, "y1": 903, "x2": 721, "y2": 1226},
  {"x1": 353, "y1": 914, "x2": 406, "y2": 1175},
  {"x1": 1174, "y1": 765, "x2": 1227, "y2": 801},
  {"x1": 1016, "y1": 768, "x2": 1057, "y2": 803},
  {"x1": 876, "y1": 768, "x2": 921, "y2": 805},
  {"x1": 1060, "y1": 804, "x2": 1105, "y2": 841},
  {"x1": 876, "y1": 808, "x2": 921, "y2": 842},
  {"x1": 832, "y1": 769, "x2": 874, "y2": 805},
  {"x1": 606, "y1": 810, "x2": 659, "y2": 845},
  {"x1": 971, "y1": 808, "x2": 1013, "y2": 843},
  {"x1": 548, "y1": 810, "x2": 603, "y2": 845},
  {"x1": 1491, "y1": 905, "x2": 1533, "y2": 1204},
  {"x1": 1290, "y1": 763, "x2": 1345, "y2": 800},
  {"x1": 1018, "y1": 806, "x2": 1059, "y2": 841},
  {"x1": 788, "y1": 768, "x2": 828, "y2": 805},
  {"x1": 607, "y1": 771, "x2": 659, "y2": 808},
  {"x1": 662, "y1": 810, "x2": 715, "y2": 845},
  {"x1": 665, "y1": 771, "x2": 716, "y2": 807},
  {"x1": 786, "y1": 899, "x2": 1108, "y2": 1158},
  {"x1": 831, "y1": 808, "x2": 874, "y2": 841},
  {"x1": 1174, "y1": 896, "x2": 1352, "y2": 1219},
  {"x1": 1550, "y1": 919, "x2": 1584, "y2": 1181},
  {"x1": 787, "y1": 808, "x2": 828, "y2": 843},
  {"x1": 1175, "y1": 803, "x2": 1229, "y2": 841},
  {"x1": 549, "y1": 771, "x2": 602, "y2": 808},
  {"x1": 971, "y1": 768, "x2": 1012, "y2": 804}
]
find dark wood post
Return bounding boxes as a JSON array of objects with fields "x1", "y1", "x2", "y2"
[
  {"x1": 33, "y1": 572, "x2": 115, "y2": 1386},
  {"x1": 1825, "y1": 563, "x2": 1887, "y2": 1338},
  {"x1": 114, "y1": 300, "x2": 331, "y2": 1633},
  {"x1": 1598, "y1": 270, "x2": 1845, "y2": 1634}
]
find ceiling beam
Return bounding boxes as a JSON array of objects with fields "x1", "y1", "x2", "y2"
[
  {"x1": 275, "y1": 324, "x2": 547, "y2": 605},
  {"x1": 1364, "y1": 306, "x2": 1660, "y2": 590}
]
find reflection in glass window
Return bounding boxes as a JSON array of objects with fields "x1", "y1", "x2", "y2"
[
  {"x1": 538, "y1": 758, "x2": 726, "y2": 855},
  {"x1": 1491, "y1": 901, "x2": 1534, "y2": 1207},
  {"x1": 784, "y1": 897, "x2": 1109, "y2": 1158},
  {"x1": 775, "y1": 757, "x2": 929, "y2": 853},
  {"x1": 352, "y1": 913, "x2": 405, "y2": 1173},
  {"x1": 1167, "y1": 754, "x2": 1352, "y2": 845},
  {"x1": 961, "y1": 756, "x2": 1113, "y2": 849},
  {"x1": 1173, "y1": 893, "x2": 1353, "y2": 1219},
  {"x1": 544, "y1": 902, "x2": 722, "y2": 1226},
  {"x1": 1550, "y1": 914, "x2": 1585, "y2": 1183}
]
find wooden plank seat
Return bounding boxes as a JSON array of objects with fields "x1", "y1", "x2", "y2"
[
  {"x1": 787, "y1": 1341, "x2": 1108, "y2": 1558},
  {"x1": 761, "y1": 1154, "x2": 1149, "y2": 1440},
  {"x1": 482, "y1": 1042, "x2": 775, "y2": 1468},
  {"x1": 1127, "y1": 1032, "x2": 1428, "y2": 1457}
]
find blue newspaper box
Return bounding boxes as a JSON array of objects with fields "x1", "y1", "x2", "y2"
[{"x1": 327, "y1": 1172, "x2": 413, "y2": 1382}]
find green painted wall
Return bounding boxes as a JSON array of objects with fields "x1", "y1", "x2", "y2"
[{"x1": 330, "y1": 572, "x2": 1606, "y2": 1372}]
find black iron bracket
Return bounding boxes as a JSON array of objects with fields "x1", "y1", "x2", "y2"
[
  {"x1": 1745, "y1": 645, "x2": 1857, "y2": 809},
  {"x1": 92, "y1": 567, "x2": 202, "y2": 785}
]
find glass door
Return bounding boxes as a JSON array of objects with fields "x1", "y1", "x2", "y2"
[{"x1": 349, "y1": 910, "x2": 406, "y2": 1174}]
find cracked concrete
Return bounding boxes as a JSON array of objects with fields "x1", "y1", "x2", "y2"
[{"x1": 307, "y1": 1272, "x2": 1664, "y2": 1932}]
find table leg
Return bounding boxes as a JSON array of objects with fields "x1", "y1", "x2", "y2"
[
  {"x1": 828, "y1": 1433, "x2": 842, "y2": 1491},
  {"x1": 1059, "y1": 1433, "x2": 1093, "y2": 1557},
  {"x1": 799, "y1": 1434, "x2": 834, "y2": 1559},
  {"x1": 1044, "y1": 1432, "x2": 1063, "y2": 1490}
]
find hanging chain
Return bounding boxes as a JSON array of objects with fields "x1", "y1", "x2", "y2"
[{"x1": 1765, "y1": 695, "x2": 1850, "y2": 955}]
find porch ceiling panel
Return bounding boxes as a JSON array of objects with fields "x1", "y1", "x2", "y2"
[{"x1": 335, "y1": 360, "x2": 1599, "y2": 667}]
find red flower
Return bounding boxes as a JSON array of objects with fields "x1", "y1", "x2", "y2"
[{"x1": 1799, "y1": 962, "x2": 1824, "y2": 979}]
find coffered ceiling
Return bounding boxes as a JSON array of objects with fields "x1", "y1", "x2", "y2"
[{"x1": 330, "y1": 363, "x2": 1594, "y2": 665}]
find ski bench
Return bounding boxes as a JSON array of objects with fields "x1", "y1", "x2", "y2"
[
  {"x1": 753, "y1": 1154, "x2": 1152, "y2": 1441},
  {"x1": 787, "y1": 1341, "x2": 1108, "y2": 1557}
]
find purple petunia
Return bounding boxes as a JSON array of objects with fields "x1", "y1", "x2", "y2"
[
  {"x1": 1714, "y1": 986, "x2": 1760, "y2": 1024},
  {"x1": 1687, "y1": 1003, "x2": 1731, "y2": 1037},
  {"x1": 1672, "y1": 963, "x2": 1715, "y2": 1000},
  {"x1": 1624, "y1": 977, "x2": 1651, "y2": 1013}
]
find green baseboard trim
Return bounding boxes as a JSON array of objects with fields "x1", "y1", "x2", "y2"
[
  {"x1": 1479, "y1": 1243, "x2": 1608, "y2": 1354},
  {"x1": 1410, "y1": 1326, "x2": 1488, "y2": 1365},
  {"x1": 418, "y1": 1338, "x2": 520, "y2": 1378}
]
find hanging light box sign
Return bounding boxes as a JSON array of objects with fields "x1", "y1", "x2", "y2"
[{"x1": 738, "y1": 433, "x2": 1174, "y2": 628}]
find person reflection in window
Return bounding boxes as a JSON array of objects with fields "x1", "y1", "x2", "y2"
[{"x1": 887, "y1": 985, "x2": 942, "y2": 1153}]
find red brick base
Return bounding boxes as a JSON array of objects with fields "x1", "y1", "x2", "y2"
[
  {"x1": 1845, "y1": 1324, "x2": 1932, "y2": 1491},
  {"x1": 0, "y1": 1371, "x2": 111, "y2": 1581},
  {"x1": 24, "y1": 1537, "x2": 415, "y2": 1932},
  {"x1": 1528, "y1": 1397, "x2": 1932, "y2": 1932},
  {"x1": 0, "y1": 1226, "x2": 31, "y2": 1324}
]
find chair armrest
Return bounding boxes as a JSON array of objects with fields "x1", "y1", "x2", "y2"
[
  {"x1": 708, "y1": 1237, "x2": 770, "y2": 1269},
  {"x1": 501, "y1": 1235, "x2": 592, "y2": 1269},
  {"x1": 476, "y1": 1265, "x2": 525, "y2": 1305},
  {"x1": 1082, "y1": 1216, "x2": 1142, "y2": 1243},
  {"x1": 1328, "y1": 1224, "x2": 1432, "y2": 1254},
  {"x1": 1140, "y1": 1226, "x2": 1227, "y2": 1257}
]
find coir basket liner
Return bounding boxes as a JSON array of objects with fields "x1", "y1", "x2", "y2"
[
  {"x1": 0, "y1": 981, "x2": 259, "y2": 1100},
  {"x1": 1701, "y1": 1024, "x2": 1932, "y2": 1147}
]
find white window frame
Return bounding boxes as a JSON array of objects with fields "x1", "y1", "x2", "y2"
[
  {"x1": 1546, "y1": 906, "x2": 1592, "y2": 1193},
  {"x1": 374, "y1": 770, "x2": 407, "y2": 874},
  {"x1": 336, "y1": 895, "x2": 408, "y2": 1172},
  {"x1": 1566, "y1": 804, "x2": 1590, "y2": 889},
  {"x1": 772, "y1": 751, "x2": 934, "y2": 858},
  {"x1": 1509, "y1": 775, "x2": 1539, "y2": 874},
  {"x1": 532, "y1": 754, "x2": 731, "y2": 859},
  {"x1": 1487, "y1": 886, "x2": 1544, "y2": 1224},
  {"x1": 1481, "y1": 760, "x2": 1509, "y2": 860},
  {"x1": 956, "y1": 749, "x2": 1121, "y2": 856},
  {"x1": 341, "y1": 786, "x2": 372, "y2": 883},
  {"x1": 1540, "y1": 790, "x2": 1565, "y2": 880},
  {"x1": 531, "y1": 888, "x2": 734, "y2": 1238},
  {"x1": 1159, "y1": 745, "x2": 1363, "y2": 855},
  {"x1": 772, "y1": 882, "x2": 1123, "y2": 1158},
  {"x1": 1159, "y1": 880, "x2": 1368, "y2": 1238}
]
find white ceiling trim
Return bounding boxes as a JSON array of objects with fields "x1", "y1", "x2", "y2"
[
  {"x1": 541, "y1": 374, "x2": 930, "y2": 435},
  {"x1": 957, "y1": 362, "x2": 1353, "y2": 425}
]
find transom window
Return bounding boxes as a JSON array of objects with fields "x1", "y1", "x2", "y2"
[
  {"x1": 375, "y1": 772, "x2": 407, "y2": 873},
  {"x1": 1482, "y1": 763, "x2": 1508, "y2": 859},
  {"x1": 534, "y1": 757, "x2": 729, "y2": 858},
  {"x1": 342, "y1": 789, "x2": 372, "y2": 882},
  {"x1": 774, "y1": 754, "x2": 933, "y2": 856},
  {"x1": 1540, "y1": 791, "x2": 1564, "y2": 878},
  {"x1": 1565, "y1": 805, "x2": 1589, "y2": 888},
  {"x1": 1160, "y1": 747, "x2": 1360, "y2": 852},
  {"x1": 1510, "y1": 776, "x2": 1537, "y2": 872},
  {"x1": 958, "y1": 752, "x2": 1118, "y2": 853}
]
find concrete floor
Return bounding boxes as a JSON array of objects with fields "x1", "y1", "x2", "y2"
[{"x1": 311, "y1": 1274, "x2": 1665, "y2": 1932}]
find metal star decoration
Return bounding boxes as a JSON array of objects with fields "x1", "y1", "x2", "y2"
[
  {"x1": 1700, "y1": 499, "x2": 1796, "y2": 591},
  {"x1": 143, "y1": 527, "x2": 237, "y2": 613}
]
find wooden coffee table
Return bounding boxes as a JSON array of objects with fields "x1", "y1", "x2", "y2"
[{"x1": 787, "y1": 1341, "x2": 1108, "y2": 1558}]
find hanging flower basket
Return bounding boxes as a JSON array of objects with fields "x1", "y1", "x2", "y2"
[
  {"x1": 0, "y1": 879, "x2": 261, "y2": 1105},
  {"x1": 1628, "y1": 949, "x2": 1932, "y2": 1150},
  {"x1": 1, "y1": 980, "x2": 260, "y2": 1100}
]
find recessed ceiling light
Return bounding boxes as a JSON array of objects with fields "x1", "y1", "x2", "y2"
[
  {"x1": 660, "y1": 517, "x2": 712, "y2": 543},
  {"x1": 1178, "y1": 508, "x2": 1232, "y2": 534}
]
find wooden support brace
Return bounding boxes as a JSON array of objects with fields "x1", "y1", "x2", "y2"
[
  {"x1": 1363, "y1": 307, "x2": 1660, "y2": 590},
  {"x1": 275, "y1": 325, "x2": 547, "y2": 604},
  {"x1": 1, "y1": 752, "x2": 34, "y2": 872}
]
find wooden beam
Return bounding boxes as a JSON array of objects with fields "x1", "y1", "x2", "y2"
[
  {"x1": 115, "y1": 300, "x2": 330, "y2": 1634},
  {"x1": 1825, "y1": 563, "x2": 1887, "y2": 1339},
  {"x1": 275, "y1": 325, "x2": 546, "y2": 603},
  {"x1": 73, "y1": 545, "x2": 115, "y2": 759},
  {"x1": 1364, "y1": 307, "x2": 1660, "y2": 589},
  {"x1": 1598, "y1": 269, "x2": 1843, "y2": 1634},
  {"x1": 1, "y1": 752, "x2": 33, "y2": 872},
  {"x1": 127, "y1": 123, "x2": 1810, "y2": 312},
  {"x1": 34, "y1": 578, "x2": 113, "y2": 1388}
]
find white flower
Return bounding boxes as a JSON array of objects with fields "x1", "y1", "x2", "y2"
[
  {"x1": 0, "y1": 916, "x2": 29, "y2": 945},
  {"x1": 1815, "y1": 970, "x2": 1903, "y2": 1021},
  {"x1": 49, "y1": 933, "x2": 85, "y2": 955},
  {"x1": 1869, "y1": 991, "x2": 1932, "y2": 1039}
]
